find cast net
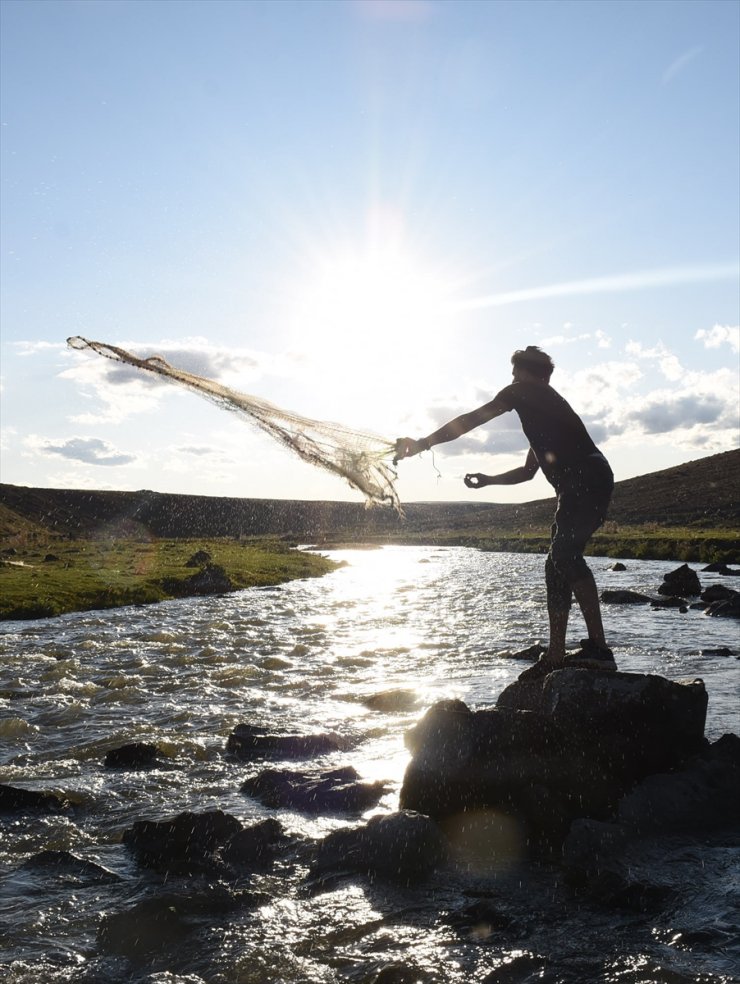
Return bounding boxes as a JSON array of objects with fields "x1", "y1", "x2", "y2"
[{"x1": 67, "y1": 336, "x2": 402, "y2": 514}]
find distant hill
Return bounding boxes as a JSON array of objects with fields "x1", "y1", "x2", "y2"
[{"x1": 1, "y1": 449, "x2": 737, "y2": 544}]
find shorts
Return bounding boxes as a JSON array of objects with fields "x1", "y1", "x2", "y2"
[{"x1": 545, "y1": 452, "x2": 614, "y2": 610}]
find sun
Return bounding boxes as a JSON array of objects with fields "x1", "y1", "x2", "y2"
[{"x1": 289, "y1": 235, "x2": 457, "y2": 401}]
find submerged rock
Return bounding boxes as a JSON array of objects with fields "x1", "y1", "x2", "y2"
[
  {"x1": 362, "y1": 689, "x2": 420, "y2": 712},
  {"x1": 21, "y1": 849, "x2": 121, "y2": 884},
  {"x1": 241, "y1": 765, "x2": 387, "y2": 814},
  {"x1": 104, "y1": 741, "x2": 161, "y2": 769},
  {"x1": 98, "y1": 886, "x2": 267, "y2": 957},
  {"x1": 227, "y1": 723, "x2": 344, "y2": 760},
  {"x1": 310, "y1": 810, "x2": 449, "y2": 885},
  {"x1": 601, "y1": 589, "x2": 653, "y2": 605},
  {"x1": 400, "y1": 670, "x2": 709, "y2": 850},
  {"x1": 0, "y1": 783, "x2": 69, "y2": 813}
]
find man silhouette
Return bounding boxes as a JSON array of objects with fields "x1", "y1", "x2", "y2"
[{"x1": 395, "y1": 346, "x2": 616, "y2": 677}]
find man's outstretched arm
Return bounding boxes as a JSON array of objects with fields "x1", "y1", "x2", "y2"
[
  {"x1": 395, "y1": 396, "x2": 509, "y2": 462},
  {"x1": 464, "y1": 447, "x2": 540, "y2": 488}
]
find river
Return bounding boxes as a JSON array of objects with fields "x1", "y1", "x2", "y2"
[{"x1": 1, "y1": 547, "x2": 739, "y2": 983}]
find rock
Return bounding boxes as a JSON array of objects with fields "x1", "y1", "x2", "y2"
[
  {"x1": 241, "y1": 765, "x2": 387, "y2": 814},
  {"x1": 98, "y1": 886, "x2": 266, "y2": 957},
  {"x1": 43, "y1": 553, "x2": 59, "y2": 562},
  {"x1": 362, "y1": 689, "x2": 420, "y2": 712},
  {"x1": 609, "y1": 562, "x2": 627, "y2": 571},
  {"x1": 701, "y1": 584, "x2": 739, "y2": 603},
  {"x1": 699, "y1": 584, "x2": 740, "y2": 618},
  {"x1": 700, "y1": 646, "x2": 734, "y2": 658},
  {"x1": 104, "y1": 741, "x2": 160, "y2": 769},
  {"x1": 616, "y1": 733, "x2": 740, "y2": 834},
  {"x1": 705, "y1": 596, "x2": 740, "y2": 618},
  {"x1": 310, "y1": 810, "x2": 449, "y2": 885},
  {"x1": 227, "y1": 723, "x2": 344, "y2": 760},
  {"x1": 400, "y1": 671, "x2": 709, "y2": 851},
  {"x1": 185, "y1": 549, "x2": 212, "y2": 567},
  {"x1": 0, "y1": 783, "x2": 68, "y2": 813},
  {"x1": 123, "y1": 809, "x2": 243, "y2": 873},
  {"x1": 650, "y1": 596, "x2": 689, "y2": 608},
  {"x1": 219, "y1": 817, "x2": 294, "y2": 867},
  {"x1": 601, "y1": 589, "x2": 653, "y2": 605},
  {"x1": 562, "y1": 819, "x2": 630, "y2": 877},
  {"x1": 122, "y1": 809, "x2": 293, "y2": 875},
  {"x1": 21, "y1": 850, "x2": 121, "y2": 884},
  {"x1": 657, "y1": 563, "x2": 701, "y2": 597},
  {"x1": 185, "y1": 562, "x2": 233, "y2": 594},
  {"x1": 702, "y1": 562, "x2": 740, "y2": 575},
  {"x1": 495, "y1": 642, "x2": 547, "y2": 661}
]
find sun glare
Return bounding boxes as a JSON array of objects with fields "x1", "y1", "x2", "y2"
[{"x1": 290, "y1": 239, "x2": 456, "y2": 405}]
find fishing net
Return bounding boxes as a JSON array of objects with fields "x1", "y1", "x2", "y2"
[{"x1": 67, "y1": 336, "x2": 402, "y2": 514}]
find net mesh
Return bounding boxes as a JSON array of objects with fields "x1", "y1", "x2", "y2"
[{"x1": 67, "y1": 336, "x2": 402, "y2": 515}]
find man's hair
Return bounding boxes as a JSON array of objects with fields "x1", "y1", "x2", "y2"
[{"x1": 511, "y1": 346, "x2": 555, "y2": 382}]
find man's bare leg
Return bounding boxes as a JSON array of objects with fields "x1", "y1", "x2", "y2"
[
  {"x1": 545, "y1": 603, "x2": 569, "y2": 664},
  {"x1": 572, "y1": 572, "x2": 607, "y2": 647}
]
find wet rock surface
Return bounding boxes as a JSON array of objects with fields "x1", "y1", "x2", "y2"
[
  {"x1": 104, "y1": 741, "x2": 161, "y2": 769},
  {"x1": 226, "y1": 723, "x2": 345, "y2": 759},
  {"x1": 122, "y1": 809, "x2": 294, "y2": 875},
  {"x1": 400, "y1": 669, "x2": 713, "y2": 849},
  {"x1": 0, "y1": 782, "x2": 69, "y2": 813},
  {"x1": 309, "y1": 810, "x2": 450, "y2": 886},
  {"x1": 241, "y1": 764, "x2": 387, "y2": 813}
]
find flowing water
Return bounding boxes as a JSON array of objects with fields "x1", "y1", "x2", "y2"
[{"x1": 1, "y1": 547, "x2": 739, "y2": 983}]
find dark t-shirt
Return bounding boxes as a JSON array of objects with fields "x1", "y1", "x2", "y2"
[{"x1": 495, "y1": 381, "x2": 599, "y2": 485}]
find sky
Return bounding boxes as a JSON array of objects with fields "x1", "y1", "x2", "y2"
[{"x1": 1, "y1": 0, "x2": 738, "y2": 508}]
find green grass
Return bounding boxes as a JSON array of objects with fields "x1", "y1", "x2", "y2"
[
  {"x1": 374, "y1": 524, "x2": 740, "y2": 564},
  {"x1": 0, "y1": 537, "x2": 338, "y2": 620}
]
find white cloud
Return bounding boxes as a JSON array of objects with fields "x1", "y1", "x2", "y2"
[
  {"x1": 695, "y1": 324, "x2": 740, "y2": 354},
  {"x1": 60, "y1": 336, "x2": 269, "y2": 424},
  {"x1": 26, "y1": 435, "x2": 137, "y2": 466},
  {"x1": 625, "y1": 340, "x2": 683, "y2": 382}
]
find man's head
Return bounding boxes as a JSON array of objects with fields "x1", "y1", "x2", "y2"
[{"x1": 511, "y1": 346, "x2": 554, "y2": 383}]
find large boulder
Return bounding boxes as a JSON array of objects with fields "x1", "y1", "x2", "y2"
[
  {"x1": 562, "y1": 735, "x2": 740, "y2": 905},
  {"x1": 400, "y1": 670, "x2": 708, "y2": 850}
]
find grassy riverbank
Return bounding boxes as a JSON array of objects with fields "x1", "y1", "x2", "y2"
[
  {"x1": 378, "y1": 524, "x2": 739, "y2": 564},
  {"x1": 2, "y1": 450, "x2": 738, "y2": 619},
  {"x1": 0, "y1": 538, "x2": 338, "y2": 621}
]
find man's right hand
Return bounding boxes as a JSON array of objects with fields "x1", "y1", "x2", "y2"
[
  {"x1": 394, "y1": 438, "x2": 424, "y2": 464},
  {"x1": 464, "y1": 473, "x2": 489, "y2": 489}
]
